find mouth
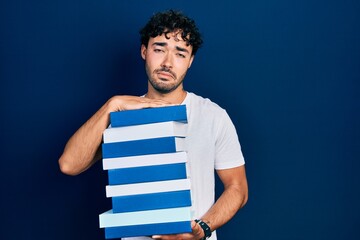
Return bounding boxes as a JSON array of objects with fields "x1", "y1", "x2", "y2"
[{"x1": 157, "y1": 71, "x2": 174, "y2": 79}]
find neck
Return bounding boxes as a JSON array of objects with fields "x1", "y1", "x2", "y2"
[{"x1": 145, "y1": 87, "x2": 187, "y2": 104}]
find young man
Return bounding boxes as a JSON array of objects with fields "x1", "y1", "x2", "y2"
[{"x1": 59, "y1": 10, "x2": 248, "y2": 240}]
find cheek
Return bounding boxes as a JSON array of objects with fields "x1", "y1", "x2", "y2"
[
  {"x1": 147, "y1": 54, "x2": 162, "y2": 67},
  {"x1": 145, "y1": 56, "x2": 157, "y2": 69},
  {"x1": 175, "y1": 61, "x2": 191, "y2": 72}
]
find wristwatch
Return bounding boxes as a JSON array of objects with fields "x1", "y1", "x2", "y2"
[{"x1": 195, "y1": 219, "x2": 212, "y2": 240}]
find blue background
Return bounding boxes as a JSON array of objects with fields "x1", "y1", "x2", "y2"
[{"x1": 1, "y1": 0, "x2": 359, "y2": 239}]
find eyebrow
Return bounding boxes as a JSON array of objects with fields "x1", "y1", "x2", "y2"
[
  {"x1": 152, "y1": 42, "x2": 167, "y2": 47},
  {"x1": 176, "y1": 46, "x2": 189, "y2": 53},
  {"x1": 152, "y1": 42, "x2": 190, "y2": 54}
]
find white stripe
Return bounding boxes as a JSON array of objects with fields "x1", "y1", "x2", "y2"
[
  {"x1": 103, "y1": 152, "x2": 187, "y2": 170},
  {"x1": 106, "y1": 179, "x2": 191, "y2": 197},
  {"x1": 104, "y1": 121, "x2": 187, "y2": 143},
  {"x1": 99, "y1": 207, "x2": 192, "y2": 228}
]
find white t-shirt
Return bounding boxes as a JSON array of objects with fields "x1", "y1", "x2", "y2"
[{"x1": 122, "y1": 92, "x2": 245, "y2": 240}]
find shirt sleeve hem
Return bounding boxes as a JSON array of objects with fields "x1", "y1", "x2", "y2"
[{"x1": 215, "y1": 159, "x2": 245, "y2": 170}]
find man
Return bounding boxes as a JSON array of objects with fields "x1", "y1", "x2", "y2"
[{"x1": 59, "y1": 10, "x2": 248, "y2": 240}]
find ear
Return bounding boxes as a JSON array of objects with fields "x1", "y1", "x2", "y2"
[
  {"x1": 141, "y1": 44, "x2": 147, "y2": 60},
  {"x1": 188, "y1": 55, "x2": 195, "y2": 68}
]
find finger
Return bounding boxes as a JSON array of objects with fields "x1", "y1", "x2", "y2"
[
  {"x1": 152, "y1": 235, "x2": 176, "y2": 239},
  {"x1": 142, "y1": 101, "x2": 176, "y2": 108},
  {"x1": 152, "y1": 233, "x2": 196, "y2": 240},
  {"x1": 152, "y1": 235, "x2": 169, "y2": 239},
  {"x1": 121, "y1": 100, "x2": 171, "y2": 111},
  {"x1": 191, "y1": 221, "x2": 203, "y2": 238},
  {"x1": 191, "y1": 220, "x2": 196, "y2": 229},
  {"x1": 151, "y1": 234, "x2": 180, "y2": 240}
]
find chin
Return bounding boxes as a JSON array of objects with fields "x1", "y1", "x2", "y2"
[{"x1": 155, "y1": 87, "x2": 174, "y2": 94}]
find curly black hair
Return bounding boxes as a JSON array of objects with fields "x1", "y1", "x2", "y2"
[{"x1": 140, "y1": 10, "x2": 203, "y2": 55}]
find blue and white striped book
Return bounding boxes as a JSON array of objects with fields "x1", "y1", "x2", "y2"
[
  {"x1": 112, "y1": 190, "x2": 191, "y2": 213},
  {"x1": 110, "y1": 105, "x2": 187, "y2": 127},
  {"x1": 102, "y1": 137, "x2": 186, "y2": 158},
  {"x1": 103, "y1": 152, "x2": 187, "y2": 170},
  {"x1": 99, "y1": 207, "x2": 192, "y2": 230},
  {"x1": 104, "y1": 221, "x2": 192, "y2": 239},
  {"x1": 106, "y1": 178, "x2": 191, "y2": 198},
  {"x1": 108, "y1": 163, "x2": 188, "y2": 185}
]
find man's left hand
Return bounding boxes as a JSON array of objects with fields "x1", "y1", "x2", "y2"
[{"x1": 152, "y1": 220, "x2": 204, "y2": 240}]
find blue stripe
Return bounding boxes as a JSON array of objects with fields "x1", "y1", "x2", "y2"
[
  {"x1": 104, "y1": 221, "x2": 191, "y2": 239},
  {"x1": 108, "y1": 163, "x2": 187, "y2": 185},
  {"x1": 110, "y1": 105, "x2": 187, "y2": 127},
  {"x1": 112, "y1": 190, "x2": 191, "y2": 213},
  {"x1": 102, "y1": 137, "x2": 183, "y2": 158}
]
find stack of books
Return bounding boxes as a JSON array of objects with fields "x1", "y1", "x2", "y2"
[{"x1": 99, "y1": 105, "x2": 193, "y2": 239}]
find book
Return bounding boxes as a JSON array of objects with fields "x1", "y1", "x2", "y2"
[
  {"x1": 103, "y1": 151, "x2": 187, "y2": 170},
  {"x1": 104, "y1": 221, "x2": 191, "y2": 239},
  {"x1": 108, "y1": 163, "x2": 187, "y2": 185},
  {"x1": 99, "y1": 207, "x2": 192, "y2": 228},
  {"x1": 110, "y1": 105, "x2": 187, "y2": 127},
  {"x1": 102, "y1": 137, "x2": 186, "y2": 159},
  {"x1": 104, "y1": 121, "x2": 187, "y2": 143},
  {"x1": 112, "y1": 190, "x2": 191, "y2": 213},
  {"x1": 106, "y1": 178, "x2": 191, "y2": 198}
]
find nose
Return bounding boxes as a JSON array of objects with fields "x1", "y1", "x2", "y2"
[{"x1": 161, "y1": 52, "x2": 173, "y2": 69}]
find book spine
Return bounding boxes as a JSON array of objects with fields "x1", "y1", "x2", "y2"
[
  {"x1": 108, "y1": 163, "x2": 187, "y2": 185},
  {"x1": 104, "y1": 221, "x2": 192, "y2": 239},
  {"x1": 110, "y1": 105, "x2": 187, "y2": 127},
  {"x1": 104, "y1": 121, "x2": 187, "y2": 143},
  {"x1": 112, "y1": 190, "x2": 191, "y2": 213},
  {"x1": 102, "y1": 137, "x2": 185, "y2": 158},
  {"x1": 99, "y1": 207, "x2": 192, "y2": 228},
  {"x1": 105, "y1": 179, "x2": 191, "y2": 198},
  {"x1": 102, "y1": 152, "x2": 187, "y2": 170}
]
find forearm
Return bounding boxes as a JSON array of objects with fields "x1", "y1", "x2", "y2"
[
  {"x1": 201, "y1": 184, "x2": 247, "y2": 231},
  {"x1": 151, "y1": 181, "x2": 248, "y2": 240},
  {"x1": 200, "y1": 166, "x2": 248, "y2": 233},
  {"x1": 58, "y1": 99, "x2": 114, "y2": 175},
  {"x1": 58, "y1": 96, "x2": 172, "y2": 176}
]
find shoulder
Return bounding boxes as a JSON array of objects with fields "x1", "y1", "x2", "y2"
[{"x1": 187, "y1": 92, "x2": 226, "y2": 115}]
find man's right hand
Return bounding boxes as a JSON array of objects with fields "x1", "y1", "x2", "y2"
[{"x1": 108, "y1": 95, "x2": 173, "y2": 112}]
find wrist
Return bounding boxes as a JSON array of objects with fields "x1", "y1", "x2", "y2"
[
  {"x1": 107, "y1": 96, "x2": 126, "y2": 113},
  {"x1": 195, "y1": 219, "x2": 212, "y2": 240}
]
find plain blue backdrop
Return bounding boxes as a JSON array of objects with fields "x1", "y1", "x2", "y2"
[{"x1": 1, "y1": 0, "x2": 359, "y2": 239}]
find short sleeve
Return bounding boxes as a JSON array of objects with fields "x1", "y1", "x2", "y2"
[{"x1": 214, "y1": 110, "x2": 245, "y2": 170}]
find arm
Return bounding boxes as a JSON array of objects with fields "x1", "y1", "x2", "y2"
[
  {"x1": 152, "y1": 165, "x2": 248, "y2": 240},
  {"x1": 200, "y1": 165, "x2": 248, "y2": 232},
  {"x1": 58, "y1": 95, "x2": 170, "y2": 176}
]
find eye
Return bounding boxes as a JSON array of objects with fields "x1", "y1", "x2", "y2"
[
  {"x1": 154, "y1": 48, "x2": 164, "y2": 53},
  {"x1": 177, "y1": 53, "x2": 186, "y2": 58}
]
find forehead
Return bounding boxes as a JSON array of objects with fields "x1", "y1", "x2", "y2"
[{"x1": 149, "y1": 32, "x2": 193, "y2": 51}]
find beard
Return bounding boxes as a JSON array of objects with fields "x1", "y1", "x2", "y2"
[{"x1": 145, "y1": 63, "x2": 187, "y2": 94}]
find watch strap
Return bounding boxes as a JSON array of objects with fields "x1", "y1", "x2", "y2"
[{"x1": 195, "y1": 219, "x2": 212, "y2": 239}]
